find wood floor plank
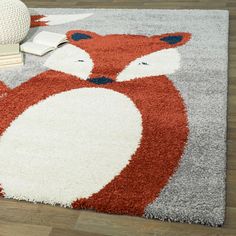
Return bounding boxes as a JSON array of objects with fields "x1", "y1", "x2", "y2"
[
  {"x1": 49, "y1": 228, "x2": 105, "y2": 236},
  {"x1": 75, "y1": 212, "x2": 160, "y2": 236},
  {"x1": 75, "y1": 210, "x2": 236, "y2": 236},
  {"x1": 225, "y1": 207, "x2": 236, "y2": 229},
  {"x1": 0, "y1": 199, "x2": 79, "y2": 229},
  {"x1": 0, "y1": 220, "x2": 52, "y2": 236}
]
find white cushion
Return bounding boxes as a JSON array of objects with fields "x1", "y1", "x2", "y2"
[{"x1": 0, "y1": 0, "x2": 30, "y2": 44}]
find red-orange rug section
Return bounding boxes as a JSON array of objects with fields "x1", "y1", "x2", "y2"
[{"x1": 0, "y1": 70, "x2": 188, "y2": 216}]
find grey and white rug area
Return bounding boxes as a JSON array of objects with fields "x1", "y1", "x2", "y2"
[{"x1": 0, "y1": 9, "x2": 229, "y2": 226}]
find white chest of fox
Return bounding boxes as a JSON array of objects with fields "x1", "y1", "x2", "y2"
[{"x1": 0, "y1": 88, "x2": 142, "y2": 205}]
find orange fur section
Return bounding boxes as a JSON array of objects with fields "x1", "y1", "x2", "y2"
[
  {"x1": 0, "y1": 81, "x2": 9, "y2": 99},
  {"x1": 0, "y1": 184, "x2": 4, "y2": 197}
]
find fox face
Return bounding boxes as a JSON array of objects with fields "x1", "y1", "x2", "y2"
[
  {"x1": 45, "y1": 30, "x2": 190, "y2": 83},
  {"x1": 0, "y1": 30, "x2": 191, "y2": 216}
]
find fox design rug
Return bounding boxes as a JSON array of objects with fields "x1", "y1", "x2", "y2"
[{"x1": 0, "y1": 9, "x2": 228, "y2": 226}]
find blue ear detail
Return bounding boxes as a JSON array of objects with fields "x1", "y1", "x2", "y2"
[
  {"x1": 160, "y1": 35, "x2": 183, "y2": 45},
  {"x1": 71, "y1": 33, "x2": 92, "y2": 41}
]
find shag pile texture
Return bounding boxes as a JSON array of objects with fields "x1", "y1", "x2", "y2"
[{"x1": 0, "y1": 8, "x2": 229, "y2": 226}]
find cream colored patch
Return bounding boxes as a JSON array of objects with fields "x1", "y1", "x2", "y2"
[
  {"x1": 44, "y1": 44, "x2": 93, "y2": 79},
  {"x1": 116, "y1": 48, "x2": 180, "y2": 81},
  {"x1": 0, "y1": 88, "x2": 142, "y2": 206}
]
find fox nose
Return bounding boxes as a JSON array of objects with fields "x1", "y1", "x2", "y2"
[{"x1": 87, "y1": 77, "x2": 113, "y2": 85}]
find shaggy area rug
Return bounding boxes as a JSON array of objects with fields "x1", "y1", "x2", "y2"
[{"x1": 0, "y1": 9, "x2": 229, "y2": 226}]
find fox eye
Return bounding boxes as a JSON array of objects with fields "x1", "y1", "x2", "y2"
[
  {"x1": 77, "y1": 59, "x2": 84, "y2": 62},
  {"x1": 139, "y1": 62, "x2": 149, "y2": 65}
]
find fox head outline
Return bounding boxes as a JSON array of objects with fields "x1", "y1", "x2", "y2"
[{"x1": 44, "y1": 30, "x2": 191, "y2": 84}]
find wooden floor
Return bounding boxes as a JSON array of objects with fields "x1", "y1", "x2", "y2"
[{"x1": 0, "y1": 0, "x2": 235, "y2": 235}]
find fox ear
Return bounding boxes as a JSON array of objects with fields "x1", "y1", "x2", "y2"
[
  {"x1": 67, "y1": 30, "x2": 101, "y2": 43},
  {"x1": 153, "y1": 32, "x2": 191, "y2": 48}
]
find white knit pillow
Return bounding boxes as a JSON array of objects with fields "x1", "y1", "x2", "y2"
[{"x1": 0, "y1": 0, "x2": 30, "y2": 44}]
